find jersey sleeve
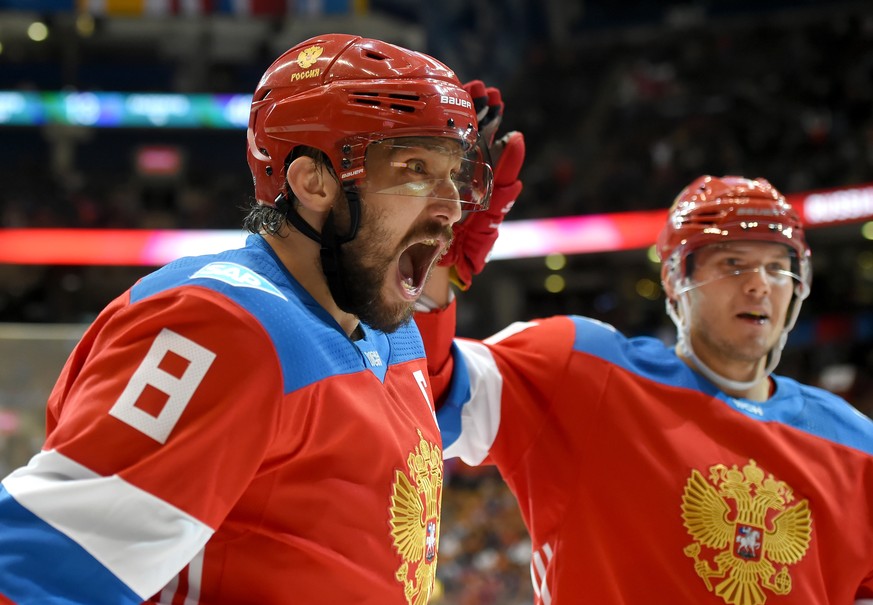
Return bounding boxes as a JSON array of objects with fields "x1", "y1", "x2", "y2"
[
  {"x1": 0, "y1": 286, "x2": 285, "y2": 604},
  {"x1": 413, "y1": 299, "x2": 457, "y2": 408},
  {"x1": 437, "y1": 316, "x2": 579, "y2": 469}
]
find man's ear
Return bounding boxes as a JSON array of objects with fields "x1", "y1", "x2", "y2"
[{"x1": 286, "y1": 156, "x2": 339, "y2": 212}]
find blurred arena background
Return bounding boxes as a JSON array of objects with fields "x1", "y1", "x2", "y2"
[{"x1": 1, "y1": 1, "x2": 873, "y2": 602}]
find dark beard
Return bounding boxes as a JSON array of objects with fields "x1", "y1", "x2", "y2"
[
  {"x1": 329, "y1": 203, "x2": 451, "y2": 334},
  {"x1": 338, "y1": 249, "x2": 413, "y2": 333}
]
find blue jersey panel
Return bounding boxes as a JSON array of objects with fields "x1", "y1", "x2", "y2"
[
  {"x1": 436, "y1": 341, "x2": 472, "y2": 449},
  {"x1": 569, "y1": 315, "x2": 873, "y2": 455},
  {"x1": 129, "y1": 235, "x2": 425, "y2": 393},
  {"x1": 0, "y1": 487, "x2": 141, "y2": 605}
]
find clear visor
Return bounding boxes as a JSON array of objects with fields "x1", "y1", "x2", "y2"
[
  {"x1": 674, "y1": 244, "x2": 804, "y2": 296},
  {"x1": 359, "y1": 137, "x2": 493, "y2": 211}
]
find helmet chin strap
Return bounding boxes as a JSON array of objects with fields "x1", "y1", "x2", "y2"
[
  {"x1": 666, "y1": 290, "x2": 797, "y2": 396},
  {"x1": 666, "y1": 295, "x2": 760, "y2": 393},
  {"x1": 275, "y1": 184, "x2": 362, "y2": 312}
]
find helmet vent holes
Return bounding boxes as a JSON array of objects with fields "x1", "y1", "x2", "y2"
[
  {"x1": 693, "y1": 210, "x2": 724, "y2": 222},
  {"x1": 351, "y1": 93, "x2": 381, "y2": 107},
  {"x1": 349, "y1": 91, "x2": 420, "y2": 113},
  {"x1": 363, "y1": 50, "x2": 388, "y2": 61},
  {"x1": 388, "y1": 92, "x2": 419, "y2": 112}
]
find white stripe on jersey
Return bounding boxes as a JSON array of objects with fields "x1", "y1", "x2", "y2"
[
  {"x1": 443, "y1": 339, "x2": 504, "y2": 465},
  {"x1": 482, "y1": 320, "x2": 539, "y2": 346},
  {"x1": 530, "y1": 542, "x2": 553, "y2": 605},
  {"x1": 157, "y1": 547, "x2": 204, "y2": 605},
  {"x1": 184, "y1": 548, "x2": 205, "y2": 604},
  {"x1": 2, "y1": 449, "x2": 213, "y2": 599},
  {"x1": 157, "y1": 573, "x2": 180, "y2": 604}
]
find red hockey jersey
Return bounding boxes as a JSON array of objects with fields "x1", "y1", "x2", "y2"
[
  {"x1": 418, "y1": 305, "x2": 873, "y2": 604},
  {"x1": 0, "y1": 235, "x2": 443, "y2": 605}
]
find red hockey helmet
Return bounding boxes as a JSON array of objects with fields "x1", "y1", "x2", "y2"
[
  {"x1": 247, "y1": 33, "x2": 489, "y2": 209},
  {"x1": 657, "y1": 175, "x2": 813, "y2": 391},
  {"x1": 656, "y1": 175, "x2": 811, "y2": 296}
]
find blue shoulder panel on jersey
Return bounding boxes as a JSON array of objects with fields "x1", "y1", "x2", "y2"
[
  {"x1": 569, "y1": 315, "x2": 718, "y2": 395},
  {"x1": 569, "y1": 315, "x2": 873, "y2": 454},
  {"x1": 771, "y1": 376, "x2": 873, "y2": 455},
  {"x1": 436, "y1": 341, "x2": 471, "y2": 449},
  {"x1": 0, "y1": 487, "x2": 141, "y2": 605},
  {"x1": 129, "y1": 235, "x2": 424, "y2": 393}
]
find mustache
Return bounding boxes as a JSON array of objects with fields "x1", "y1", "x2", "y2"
[{"x1": 402, "y1": 220, "x2": 455, "y2": 250}]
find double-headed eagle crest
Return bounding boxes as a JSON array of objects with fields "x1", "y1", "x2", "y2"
[
  {"x1": 296, "y1": 45, "x2": 323, "y2": 69},
  {"x1": 389, "y1": 430, "x2": 443, "y2": 605},
  {"x1": 681, "y1": 459, "x2": 812, "y2": 605}
]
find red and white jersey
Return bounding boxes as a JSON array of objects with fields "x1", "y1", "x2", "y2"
[
  {"x1": 0, "y1": 235, "x2": 443, "y2": 605},
  {"x1": 418, "y1": 306, "x2": 873, "y2": 604}
]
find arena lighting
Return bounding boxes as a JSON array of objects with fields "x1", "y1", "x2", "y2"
[
  {"x1": 2, "y1": 182, "x2": 872, "y2": 266},
  {"x1": 0, "y1": 91, "x2": 250, "y2": 128}
]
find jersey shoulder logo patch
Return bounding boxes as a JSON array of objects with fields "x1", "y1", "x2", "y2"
[{"x1": 191, "y1": 262, "x2": 287, "y2": 300}]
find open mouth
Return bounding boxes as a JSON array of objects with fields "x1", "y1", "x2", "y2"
[
  {"x1": 737, "y1": 311, "x2": 769, "y2": 324},
  {"x1": 398, "y1": 238, "x2": 443, "y2": 298}
]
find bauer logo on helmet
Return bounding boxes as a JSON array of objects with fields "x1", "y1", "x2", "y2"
[{"x1": 440, "y1": 95, "x2": 472, "y2": 109}]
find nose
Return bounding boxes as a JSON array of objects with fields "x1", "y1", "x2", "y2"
[
  {"x1": 429, "y1": 179, "x2": 463, "y2": 225},
  {"x1": 429, "y1": 194, "x2": 463, "y2": 226},
  {"x1": 742, "y1": 266, "x2": 772, "y2": 296}
]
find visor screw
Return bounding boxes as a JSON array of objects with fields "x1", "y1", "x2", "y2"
[
  {"x1": 446, "y1": 118, "x2": 455, "y2": 128},
  {"x1": 342, "y1": 144, "x2": 352, "y2": 154},
  {"x1": 265, "y1": 166, "x2": 273, "y2": 176},
  {"x1": 342, "y1": 158, "x2": 351, "y2": 169}
]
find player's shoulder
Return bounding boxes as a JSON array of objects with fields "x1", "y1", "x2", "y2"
[
  {"x1": 566, "y1": 315, "x2": 669, "y2": 358},
  {"x1": 123, "y1": 235, "x2": 374, "y2": 390},
  {"x1": 480, "y1": 314, "x2": 668, "y2": 356},
  {"x1": 132, "y1": 235, "x2": 289, "y2": 307},
  {"x1": 773, "y1": 374, "x2": 873, "y2": 454}
]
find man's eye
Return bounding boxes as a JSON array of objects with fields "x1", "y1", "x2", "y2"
[
  {"x1": 406, "y1": 160, "x2": 426, "y2": 174},
  {"x1": 390, "y1": 159, "x2": 426, "y2": 174}
]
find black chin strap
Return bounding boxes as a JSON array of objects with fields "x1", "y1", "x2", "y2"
[{"x1": 275, "y1": 185, "x2": 362, "y2": 311}]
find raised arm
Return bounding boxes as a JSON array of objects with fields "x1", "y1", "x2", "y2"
[{"x1": 414, "y1": 80, "x2": 524, "y2": 405}]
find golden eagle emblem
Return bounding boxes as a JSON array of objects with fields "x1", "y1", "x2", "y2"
[
  {"x1": 389, "y1": 430, "x2": 442, "y2": 605},
  {"x1": 296, "y1": 45, "x2": 323, "y2": 69},
  {"x1": 682, "y1": 459, "x2": 812, "y2": 605}
]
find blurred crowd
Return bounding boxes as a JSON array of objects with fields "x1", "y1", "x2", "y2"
[{"x1": 2, "y1": 3, "x2": 872, "y2": 228}]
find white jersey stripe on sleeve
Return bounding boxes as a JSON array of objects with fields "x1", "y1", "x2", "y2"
[
  {"x1": 184, "y1": 547, "x2": 205, "y2": 605},
  {"x1": 157, "y1": 573, "x2": 180, "y2": 604},
  {"x1": 443, "y1": 339, "x2": 504, "y2": 466},
  {"x1": 2, "y1": 449, "x2": 213, "y2": 599},
  {"x1": 530, "y1": 543, "x2": 554, "y2": 605},
  {"x1": 482, "y1": 320, "x2": 539, "y2": 345}
]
